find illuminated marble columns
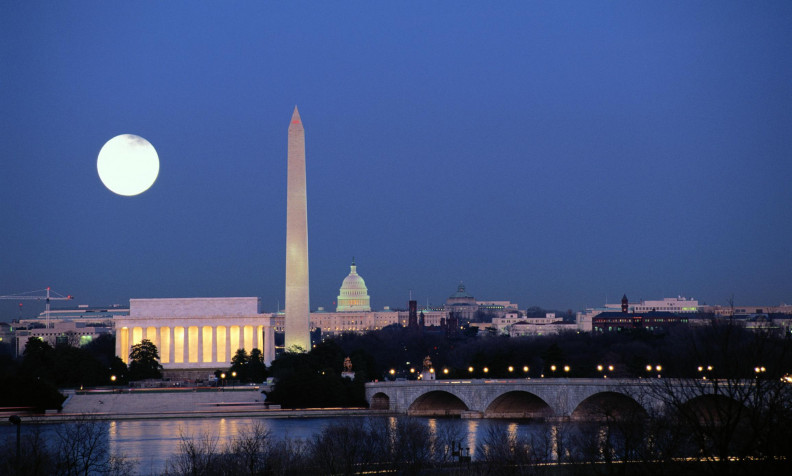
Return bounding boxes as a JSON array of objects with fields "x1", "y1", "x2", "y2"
[
  {"x1": 114, "y1": 318, "x2": 276, "y2": 367},
  {"x1": 285, "y1": 106, "x2": 311, "y2": 351}
]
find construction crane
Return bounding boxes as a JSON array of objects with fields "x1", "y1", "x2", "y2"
[{"x1": 0, "y1": 287, "x2": 74, "y2": 329}]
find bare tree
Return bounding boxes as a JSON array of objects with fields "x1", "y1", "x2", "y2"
[{"x1": 164, "y1": 432, "x2": 220, "y2": 476}]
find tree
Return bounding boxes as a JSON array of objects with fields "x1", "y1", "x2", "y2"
[
  {"x1": 128, "y1": 339, "x2": 162, "y2": 381},
  {"x1": 229, "y1": 348, "x2": 249, "y2": 381},
  {"x1": 227, "y1": 348, "x2": 268, "y2": 383},
  {"x1": 247, "y1": 348, "x2": 268, "y2": 383}
]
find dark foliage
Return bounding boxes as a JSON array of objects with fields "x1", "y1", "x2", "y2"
[
  {"x1": 266, "y1": 340, "x2": 367, "y2": 408},
  {"x1": 0, "y1": 374, "x2": 65, "y2": 411},
  {"x1": 128, "y1": 339, "x2": 162, "y2": 381},
  {"x1": 227, "y1": 348, "x2": 268, "y2": 383}
]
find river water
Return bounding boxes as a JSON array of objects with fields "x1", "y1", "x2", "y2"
[{"x1": 1, "y1": 416, "x2": 548, "y2": 474}]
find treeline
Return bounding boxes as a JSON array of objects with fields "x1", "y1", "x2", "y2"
[
  {"x1": 266, "y1": 342, "x2": 368, "y2": 408},
  {"x1": 8, "y1": 413, "x2": 785, "y2": 476},
  {"x1": 0, "y1": 334, "x2": 126, "y2": 411},
  {"x1": 266, "y1": 320, "x2": 792, "y2": 408},
  {"x1": 0, "y1": 416, "x2": 136, "y2": 476},
  {"x1": 328, "y1": 321, "x2": 792, "y2": 380}
]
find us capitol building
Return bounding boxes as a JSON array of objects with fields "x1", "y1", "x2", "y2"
[{"x1": 275, "y1": 259, "x2": 434, "y2": 336}]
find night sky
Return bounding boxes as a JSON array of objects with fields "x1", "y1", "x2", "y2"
[{"x1": 2, "y1": 2, "x2": 791, "y2": 319}]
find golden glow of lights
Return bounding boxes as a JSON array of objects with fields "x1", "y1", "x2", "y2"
[
  {"x1": 646, "y1": 365, "x2": 653, "y2": 372},
  {"x1": 216, "y1": 326, "x2": 226, "y2": 363},
  {"x1": 550, "y1": 365, "x2": 557, "y2": 372},
  {"x1": 508, "y1": 366, "x2": 514, "y2": 372},
  {"x1": 389, "y1": 369, "x2": 395, "y2": 375},
  {"x1": 483, "y1": 367, "x2": 489, "y2": 373},
  {"x1": 597, "y1": 365, "x2": 604, "y2": 372},
  {"x1": 188, "y1": 326, "x2": 198, "y2": 363},
  {"x1": 202, "y1": 326, "x2": 213, "y2": 363},
  {"x1": 468, "y1": 366, "x2": 474, "y2": 373},
  {"x1": 443, "y1": 368, "x2": 449, "y2": 374},
  {"x1": 174, "y1": 327, "x2": 184, "y2": 363},
  {"x1": 97, "y1": 134, "x2": 159, "y2": 196},
  {"x1": 159, "y1": 326, "x2": 171, "y2": 363},
  {"x1": 563, "y1": 365, "x2": 570, "y2": 372}
]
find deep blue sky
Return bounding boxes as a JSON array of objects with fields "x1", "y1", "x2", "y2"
[{"x1": 2, "y1": 2, "x2": 791, "y2": 319}]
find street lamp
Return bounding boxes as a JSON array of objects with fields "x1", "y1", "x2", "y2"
[
  {"x1": 443, "y1": 368, "x2": 449, "y2": 375},
  {"x1": 563, "y1": 365, "x2": 570, "y2": 374},
  {"x1": 698, "y1": 365, "x2": 713, "y2": 380},
  {"x1": 508, "y1": 366, "x2": 514, "y2": 373},
  {"x1": 597, "y1": 364, "x2": 611, "y2": 378},
  {"x1": 468, "y1": 366, "x2": 474, "y2": 373},
  {"x1": 483, "y1": 367, "x2": 489, "y2": 374}
]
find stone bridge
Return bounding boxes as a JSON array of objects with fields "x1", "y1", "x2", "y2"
[{"x1": 364, "y1": 378, "x2": 738, "y2": 419}]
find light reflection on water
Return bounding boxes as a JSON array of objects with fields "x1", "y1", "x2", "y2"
[{"x1": 1, "y1": 416, "x2": 547, "y2": 474}]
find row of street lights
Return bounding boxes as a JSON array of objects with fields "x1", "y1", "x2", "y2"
[{"x1": 385, "y1": 363, "x2": 784, "y2": 380}]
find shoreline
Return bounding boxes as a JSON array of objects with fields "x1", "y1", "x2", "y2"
[{"x1": 2, "y1": 407, "x2": 393, "y2": 424}]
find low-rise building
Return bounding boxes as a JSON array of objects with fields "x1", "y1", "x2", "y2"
[{"x1": 15, "y1": 321, "x2": 112, "y2": 355}]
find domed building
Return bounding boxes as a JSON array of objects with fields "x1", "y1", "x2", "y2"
[
  {"x1": 445, "y1": 282, "x2": 478, "y2": 321},
  {"x1": 336, "y1": 259, "x2": 371, "y2": 312}
]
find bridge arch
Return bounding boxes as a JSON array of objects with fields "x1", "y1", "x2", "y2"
[
  {"x1": 370, "y1": 392, "x2": 390, "y2": 410},
  {"x1": 680, "y1": 394, "x2": 748, "y2": 424},
  {"x1": 408, "y1": 390, "x2": 469, "y2": 417},
  {"x1": 484, "y1": 391, "x2": 553, "y2": 419},
  {"x1": 571, "y1": 391, "x2": 647, "y2": 421}
]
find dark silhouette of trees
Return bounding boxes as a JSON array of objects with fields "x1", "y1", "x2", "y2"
[
  {"x1": 266, "y1": 341, "x2": 368, "y2": 408},
  {"x1": 128, "y1": 339, "x2": 162, "y2": 381},
  {"x1": 226, "y1": 348, "x2": 268, "y2": 383},
  {"x1": 0, "y1": 416, "x2": 136, "y2": 475}
]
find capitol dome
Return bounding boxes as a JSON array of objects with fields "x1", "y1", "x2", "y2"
[{"x1": 336, "y1": 258, "x2": 371, "y2": 312}]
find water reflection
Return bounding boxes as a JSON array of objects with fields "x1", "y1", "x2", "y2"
[
  {"x1": 0, "y1": 416, "x2": 548, "y2": 474},
  {"x1": 466, "y1": 419, "x2": 479, "y2": 457}
]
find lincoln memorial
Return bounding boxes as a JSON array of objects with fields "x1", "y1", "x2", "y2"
[{"x1": 114, "y1": 297, "x2": 276, "y2": 373}]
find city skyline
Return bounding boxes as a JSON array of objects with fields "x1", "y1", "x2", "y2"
[{"x1": 2, "y1": 3, "x2": 791, "y2": 318}]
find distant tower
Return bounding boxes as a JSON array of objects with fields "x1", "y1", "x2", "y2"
[
  {"x1": 285, "y1": 106, "x2": 310, "y2": 351},
  {"x1": 621, "y1": 294, "x2": 629, "y2": 313},
  {"x1": 408, "y1": 300, "x2": 418, "y2": 328}
]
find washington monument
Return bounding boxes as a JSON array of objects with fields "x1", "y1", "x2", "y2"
[{"x1": 285, "y1": 106, "x2": 310, "y2": 351}]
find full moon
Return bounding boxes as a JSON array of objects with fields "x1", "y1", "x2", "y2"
[{"x1": 97, "y1": 134, "x2": 159, "y2": 196}]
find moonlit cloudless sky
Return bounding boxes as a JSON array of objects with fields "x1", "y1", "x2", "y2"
[{"x1": 2, "y1": 2, "x2": 791, "y2": 318}]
